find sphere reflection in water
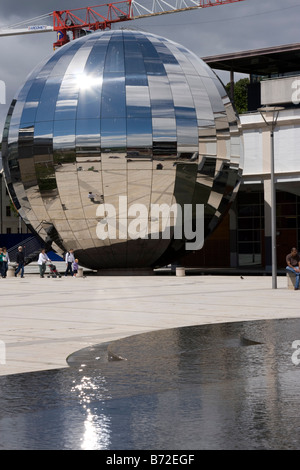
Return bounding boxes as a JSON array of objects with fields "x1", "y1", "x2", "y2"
[{"x1": 2, "y1": 30, "x2": 243, "y2": 269}]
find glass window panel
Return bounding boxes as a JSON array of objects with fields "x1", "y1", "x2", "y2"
[
  {"x1": 101, "y1": 118, "x2": 126, "y2": 151},
  {"x1": 238, "y1": 230, "x2": 261, "y2": 242},
  {"x1": 37, "y1": 44, "x2": 76, "y2": 79},
  {"x1": 238, "y1": 218, "x2": 257, "y2": 230},
  {"x1": 127, "y1": 118, "x2": 152, "y2": 148},
  {"x1": 9, "y1": 80, "x2": 35, "y2": 129},
  {"x1": 53, "y1": 120, "x2": 76, "y2": 164},
  {"x1": 175, "y1": 106, "x2": 198, "y2": 119},
  {"x1": 152, "y1": 117, "x2": 176, "y2": 141},
  {"x1": 8, "y1": 124, "x2": 20, "y2": 146},
  {"x1": 76, "y1": 75, "x2": 103, "y2": 120},
  {"x1": 149, "y1": 38, "x2": 178, "y2": 65},
  {"x1": 126, "y1": 74, "x2": 148, "y2": 86},
  {"x1": 34, "y1": 158, "x2": 57, "y2": 194},
  {"x1": 277, "y1": 191, "x2": 296, "y2": 203},
  {"x1": 144, "y1": 58, "x2": 166, "y2": 75},
  {"x1": 101, "y1": 73, "x2": 126, "y2": 118},
  {"x1": 238, "y1": 191, "x2": 262, "y2": 205},
  {"x1": 176, "y1": 118, "x2": 199, "y2": 150},
  {"x1": 124, "y1": 33, "x2": 147, "y2": 75},
  {"x1": 138, "y1": 36, "x2": 165, "y2": 76},
  {"x1": 138, "y1": 36, "x2": 159, "y2": 58},
  {"x1": 277, "y1": 217, "x2": 297, "y2": 229},
  {"x1": 104, "y1": 34, "x2": 125, "y2": 73},
  {"x1": 49, "y1": 40, "x2": 87, "y2": 77},
  {"x1": 19, "y1": 157, "x2": 37, "y2": 190},
  {"x1": 35, "y1": 76, "x2": 62, "y2": 122},
  {"x1": 34, "y1": 121, "x2": 53, "y2": 156},
  {"x1": 147, "y1": 75, "x2": 175, "y2": 118},
  {"x1": 55, "y1": 76, "x2": 79, "y2": 121},
  {"x1": 84, "y1": 39, "x2": 109, "y2": 75},
  {"x1": 201, "y1": 77, "x2": 226, "y2": 114},
  {"x1": 126, "y1": 85, "x2": 151, "y2": 118},
  {"x1": 187, "y1": 54, "x2": 213, "y2": 79},
  {"x1": 198, "y1": 157, "x2": 216, "y2": 177},
  {"x1": 20, "y1": 78, "x2": 46, "y2": 125},
  {"x1": 76, "y1": 119, "x2": 100, "y2": 155},
  {"x1": 186, "y1": 75, "x2": 214, "y2": 121},
  {"x1": 238, "y1": 205, "x2": 261, "y2": 217},
  {"x1": 165, "y1": 43, "x2": 198, "y2": 76},
  {"x1": 64, "y1": 43, "x2": 95, "y2": 76},
  {"x1": 167, "y1": 73, "x2": 196, "y2": 115},
  {"x1": 18, "y1": 125, "x2": 34, "y2": 158},
  {"x1": 125, "y1": 56, "x2": 147, "y2": 75},
  {"x1": 152, "y1": 141, "x2": 177, "y2": 158}
]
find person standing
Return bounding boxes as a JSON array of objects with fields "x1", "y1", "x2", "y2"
[
  {"x1": 65, "y1": 249, "x2": 75, "y2": 276},
  {"x1": 286, "y1": 247, "x2": 300, "y2": 290},
  {"x1": 15, "y1": 246, "x2": 25, "y2": 278},
  {"x1": 0, "y1": 248, "x2": 3, "y2": 279},
  {"x1": 1, "y1": 247, "x2": 10, "y2": 278},
  {"x1": 38, "y1": 249, "x2": 51, "y2": 278},
  {"x1": 72, "y1": 258, "x2": 79, "y2": 277}
]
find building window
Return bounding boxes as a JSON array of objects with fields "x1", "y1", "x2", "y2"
[
  {"x1": 237, "y1": 190, "x2": 264, "y2": 267},
  {"x1": 6, "y1": 206, "x2": 11, "y2": 217},
  {"x1": 6, "y1": 228, "x2": 11, "y2": 234}
]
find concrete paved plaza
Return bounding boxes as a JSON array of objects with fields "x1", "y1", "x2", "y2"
[{"x1": 0, "y1": 269, "x2": 299, "y2": 376}]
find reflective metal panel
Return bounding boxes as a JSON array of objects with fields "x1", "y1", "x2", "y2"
[{"x1": 2, "y1": 30, "x2": 243, "y2": 270}]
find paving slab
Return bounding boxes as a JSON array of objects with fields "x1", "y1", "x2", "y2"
[{"x1": 0, "y1": 273, "x2": 299, "y2": 376}]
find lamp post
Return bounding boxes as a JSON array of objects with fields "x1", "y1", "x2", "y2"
[{"x1": 258, "y1": 106, "x2": 284, "y2": 289}]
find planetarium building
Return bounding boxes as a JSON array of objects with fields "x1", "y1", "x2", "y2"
[{"x1": 2, "y1": 30, "x2": 243, "y2": 270}]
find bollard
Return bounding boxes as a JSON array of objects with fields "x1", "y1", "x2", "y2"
[
  {"x1": 7, "y1": 266, "x2": 15, "y2": 278},
  {"x1": 176, "y1": 267, "x2": 185, "y2": 277},
  {"x1": 77, "y1": 267, "x2": 83, "y2": 278}
]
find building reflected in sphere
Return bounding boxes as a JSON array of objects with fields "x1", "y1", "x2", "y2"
[{"x1": 2, "y1": 30, "x2": 243, "y2": 270}]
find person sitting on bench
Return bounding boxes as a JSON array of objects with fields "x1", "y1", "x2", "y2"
[{"x1": 286, "y1": 247, "x2": 300, "y2": 290}]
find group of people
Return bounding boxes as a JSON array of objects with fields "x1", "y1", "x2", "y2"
[
  {"x1": 3, "y1": 244, "x2": 300, "y2": 282},
  {"x1": 0, "y1": 245, "x2": 80, "y2": 278},
  {"x1": 0, "y1": 245, "x2": 25, "y2": 278},
  {"x1": 64, "y1": 249, "x2": 79, "y2": 277},
  {"x1": 0, "y1": 247, "x2": 10, "y2": 278},
  {"x1": 38, "y1": 248, "x2": 79, "y2": 278}
]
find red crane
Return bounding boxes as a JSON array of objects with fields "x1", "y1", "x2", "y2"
[{"x1": 0, "y1": 0, "x2": 246, "y2": 49}]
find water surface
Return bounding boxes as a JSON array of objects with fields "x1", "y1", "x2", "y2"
[{"x1": 1, "y1": 318, "x2": 300, "y2": 450}]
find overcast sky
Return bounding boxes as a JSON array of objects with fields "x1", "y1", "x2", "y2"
[{"x1": 0, "y1": 0, "x2": 300, "y2": 137}]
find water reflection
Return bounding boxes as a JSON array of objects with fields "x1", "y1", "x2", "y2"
[
  {"x1": 1, "y1": 319, "x2": 300, "y2": 450},
  {"x1": 81, "y1": 408, "x2": 111, "y2": 450}
]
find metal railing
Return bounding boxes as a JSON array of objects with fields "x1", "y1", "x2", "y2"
[{"x1": 8, "y1": 236, "x2": 43, "y2": 264}]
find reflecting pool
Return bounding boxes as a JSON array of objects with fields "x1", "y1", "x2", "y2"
[{"x1": 1, "y1": 318, "x2": 300, "y2": 450}]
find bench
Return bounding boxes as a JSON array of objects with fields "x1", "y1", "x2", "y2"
[{"x1": 287, "y1": 270, "x2": 297, "y2": 289}]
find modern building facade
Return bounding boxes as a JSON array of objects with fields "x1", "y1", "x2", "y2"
[
  {"x1": 180, "y1": 44, "x2": 300, "y2": 270},
  {"x1": 1, "y1": 30, "x2": 243, "y2": 270},
  {"x1": 2, "y1": 40, "x2": 300, "y2": 272}
]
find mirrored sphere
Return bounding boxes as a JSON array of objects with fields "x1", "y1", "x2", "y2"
[{"x1": 2, "y1": 30, "x2": 243, "y2": 270}]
